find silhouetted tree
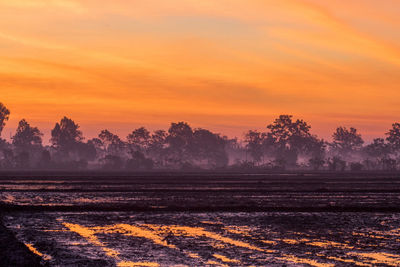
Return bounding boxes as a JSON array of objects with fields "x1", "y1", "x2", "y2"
[
  {"x1": 51, "y1": 117, "x2": 83, "y2": 152},
  {"x1": 301, "y1": 136, "x2": 326, "y2": 170},
  {"x1": 150, "y1": 130, "x2": 167, "y2": 149},
  {"x1": 127, "y1": 127, "x2": 151, "y2": 153},
  {"x1": 5, "y1": 100, "x2": 400, "y2": 171},
  {"x1": 148, "y1": 130, "x2": 167, "y2": 167},
  {"x1": 331, "y1": 127, "x2": 364, "y2": 156},
  {"x1": 363, "y1": 138, "x2": 391, "y2": 170},
  {"x1": 0, "y1": 102, "x2": 10, "y2": 137},
  {"x1": 244, "y1": 130, "x2": 266, "y2": 164},
  {"x1": 96, "y1": 130, "x2": 125, "y2": 169},
  {"x1": 166, "y1": 122, "x2": 194, "y2": 168},
  {"x1": 266, "y1": 115, "x2": 315, "y2": 167},
  {"x1": 50, "y1": 117, "x2": 96, "y2": 168},
  {"x1": 383, "y1": 123, "x2": 400, "y2": 170},
  {"x1": 98, "y1": 129, "x2": 125, "y2": 156},
  {"x1": 387, "y1": 123, "x2": 400, "y2": 151},
  {"x1": 365, "y1": 138, "x2": 390, "y2": 158},
  {"x1": 191, "y1": 129, "x2": 228, "y2": 169},
  {"x1": 12, "y1": 119, "x2": 43, "y2": 150},
  {"x1": 10, "y1": 119, "x2": 44, "y2": 168},
  {"x1": 225, "y1": 137, "x2": 246, "y2": 166},
  {"x1": 126, "y1": 151, "x2": 154, "y2": 170},
  {"x1": 167, "y1": 122, "x2": 193, "y2": 148},
  {"x1": 88, "y1": 137, "x2": 103, "y2": 158}
]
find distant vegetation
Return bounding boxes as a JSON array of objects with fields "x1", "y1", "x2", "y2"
[{"x1": 1, "y1": 102, "x2": 400, "y2": 171}]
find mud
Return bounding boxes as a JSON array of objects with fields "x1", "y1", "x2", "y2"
[
  {"x1": 0, "y1": 216, "x2": 44, "y2": 266},
  {"x1": 3, "y1": 212, "x2": 400, "y2": 266},
  {"x1": 0, "y1": 172, "x2": 400, "y2": 266}
]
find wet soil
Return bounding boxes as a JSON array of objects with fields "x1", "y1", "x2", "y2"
[
  {"x1": 0, "y1": 215, "x2": 44, "y2": 266},
  {"x1": 0, "y1": 172, "x2": 400, "y2": 266},
  {"x1": 3, "y1": 212, "x2": 400, "y2": 266},
  {"x1": 1, "y1": 172, "x2": 400, "y2": 212}
]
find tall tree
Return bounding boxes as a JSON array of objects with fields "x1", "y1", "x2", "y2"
[
  {"x1": 148, "y1": 130, "x2": 167, "y2": 167},
  {"x1": 12, "y1": 119, "x2": 43, "y2": 150},
  {"x1": 266, "y1": 115, "x2": 314, "y2": 166},
  {"x1": 191, "y1": 129, "x2": 228, "y2": 168},
  {"x1": 244, "y1": 130, "x2": 266, "y2": 164},
  {"x1": 98, "y1": 129, "x2": 125, "y2": 156},
  {"x1": 386, "y1": 123, "x2": 400, "y2": 151},
  {"x1": 127, "y1": 127, "x2": 151, "y2": 152},
  {"x1": 166, "y1": 122, "x2": 194, "y2": 168},
  {"x1": 365, "y1": 138, "x2": 390, "y2": 158},
  {"x1": 364, "y1": 138, "x2": 391, "y2": 170},
  {"x1": 331, "y1": 127, "x2": 364, "y2": 155},
  {"x1": 12, "y1": 119, "x2": 43, "y2": 168},
  {"x1": 51, "y1": 117, "x2": 83, "y2": 149},
  {"x1": 306, "y1": 136, "x2": 326, "y2": 170},
  {"x1": 167, "y1": 122, "x2": 193, "y2": 148},
  {"x1": 0, "y1": 103, "x2": 10, "y2": 137},
  {"x1": 150, "y1": 130, "x2": 167, "y2": 151}
]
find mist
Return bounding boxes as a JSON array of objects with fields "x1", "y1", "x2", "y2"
[{"x1": 1, "y1": 103, "x2": 399, "y2": 172}]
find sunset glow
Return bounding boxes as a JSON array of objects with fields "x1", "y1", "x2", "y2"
[{"x1": 1, "y1": 0, "x2": 400, "y2": 140}]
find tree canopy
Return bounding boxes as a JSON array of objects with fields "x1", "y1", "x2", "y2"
[
  {"x1": 12, "y1": 119, "x2": 43, "y2": 149},
  {"x1": 0, "y1": 102, "x2": 10, "y2": 137},
  {"x1": 1, "y1": 105, "x2": 400, "y2": 171}
]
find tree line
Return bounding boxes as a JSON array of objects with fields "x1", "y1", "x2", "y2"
[{"x1": 1, "y1": 102, "x2": 400, "y2": 171}]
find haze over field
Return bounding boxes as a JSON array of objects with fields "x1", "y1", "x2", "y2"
[
  {"x1": 1, "y1": 0, "x2": 400, "y2": 140},
  {"x1": 2, "y1": 2, "x2": 400, "y2": 265}
]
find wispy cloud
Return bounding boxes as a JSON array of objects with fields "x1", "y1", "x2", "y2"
[
  {"x1": 0, "y1": 0, "x2": 399, "y2": 139},
  {"x1": 0, "y1": 0, "x2": 85, "y2": 12}
]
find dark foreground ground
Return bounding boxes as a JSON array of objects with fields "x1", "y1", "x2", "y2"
[
  {"x1": 0, "y1": 217, "x2": 44, "y2": 266},
  {"x1": 0, "y1": 172, "x2": 400, "y2": 266}
]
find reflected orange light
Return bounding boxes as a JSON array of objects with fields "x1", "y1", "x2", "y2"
[{"x1": 1, "y1": 0, "x2": 400, "y2": 141}]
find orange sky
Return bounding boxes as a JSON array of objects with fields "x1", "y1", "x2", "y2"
[{"x1": 1, "y1": 0, "x2": 400, "y2": 142}]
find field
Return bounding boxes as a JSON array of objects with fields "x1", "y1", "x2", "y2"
[{"x1": 1, "y1": 172, "x2": 400, "y2": 266}]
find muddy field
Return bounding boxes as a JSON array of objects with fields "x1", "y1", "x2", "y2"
[
  {"x1": 1, "y1": 172, "x2": 400, "y2": 266},
  {"x1": 2, "y1": 212, "x2": 400, "y2": 266}
]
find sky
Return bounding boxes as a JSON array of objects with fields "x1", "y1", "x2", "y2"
[{"x1": 1, "y1": 0, "x2": 400, "y2": 142}]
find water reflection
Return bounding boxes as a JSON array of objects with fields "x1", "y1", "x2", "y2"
[
  {"x1": 25, "y1": 243, "x2": 52, "y2": 261},
  {"x1": 213, "y1": 253, "x2": 240, "y2": 263},
  {"x1": 117, "y1": 261, "x2": 159, "y2": 267},
  {"x1": 62, "y1": 221, "x2": 400, "y2": 266},
  {"x1": 5, "y1": 213, "x2": 400, "y2": 266},
  {"x1": 349, "y1": 252, "x2": 400, "y2": 266}
]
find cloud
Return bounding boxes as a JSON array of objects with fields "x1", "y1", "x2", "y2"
[
  {"x1": 1, "y1": 0, "x2": 400, "y2": 139},
  {"x1": 0, "y1": 0, "x2": 85, "y2": 13}
]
